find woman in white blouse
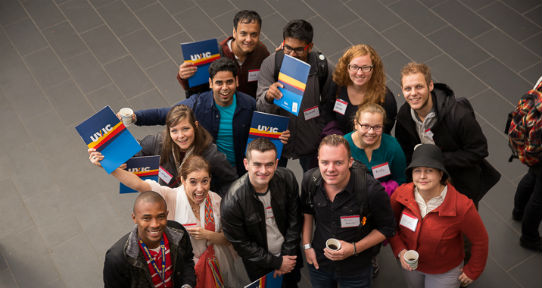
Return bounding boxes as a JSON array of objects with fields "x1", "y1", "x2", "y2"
[{"x1": 89, "y1": 151, "x2": 248, "y2": 287}]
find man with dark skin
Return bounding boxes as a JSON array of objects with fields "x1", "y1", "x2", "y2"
[{"x1": 103, "y1": 191, "x2": 196, "y2": 288}]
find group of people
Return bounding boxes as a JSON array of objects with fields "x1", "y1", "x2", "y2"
[{"x1": 88, "y1": 9, "x2": 501, "y2": 288}]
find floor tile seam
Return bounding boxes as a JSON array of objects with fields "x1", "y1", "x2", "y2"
[
  {"x1": 0, "y1": 24, "x2": 69, "y2": 125},
  {"x1": 475, "y1": 111, "x2": 516, "y2": 145},
  {"x1": 20, "y1": 45, "x2": 50, "y2": 58},
  {"x1": 126, "y1": 87, "x2": 161, "y2": 101},
  {"x1": 498, "y1": 0, "x2": 542, "y2": 28},
  {"x1": 299, "y1": 0, "x2": 355, "y2": 47},
  {"x1": 521, "y1": 3, "x2": 542, "y2": 17},
  {"x1": 169, "y1": 7, "x2": 197, "y2": 43},
  {"x1": 396, "y1": 0, "x2": 539, "y2": 80},
  {"x1": 483, "y1": 253, "x2": 526, "y2": 288},
  {"x1": 89, "y1": 0, "x2": 173, "y2": 105},
  {"x1": 212, "y1": 7, "x2": 238, "y2": 28},
  {"x1": 518, "y1": 61, "x2": 542, "y2": 76},
  {"x1": 335, "y1": 18, "x2": 360, "y2": 31},
  {"x1": 32, "y1": 0, "x2": 124, "y2": 116},
  {"x1": 480, "y1": 195, "x2": 522, "y2": 237},
  {"x1": 0, "y1": 253, "x2": 20, "y2": 288},
  {"x1": 144, "y1": 58, "x2": 173, "y2": 71},
  {"x1": 457, "y1": 0, "x2": 493, "y2": 12},
  {"x1": 505, "y1": 253, "x2": 538, "y2": 274},
  {"x1": 2, "y1": 15, "x2": 31, "y2": 29},
  {"x1": 0, "y1": 178, "x2": 66, "y2": 284},
  {"x1": 88, "y1": 0, "x2": 176, "y2": 81},
  {"x1": 384, "y1": 0, "x2": 496, "y2": 70},
  {"x1": 469, "y1": 0, "x2": 541, "y2": 41},
  {"x1": 190, "y1": 0, "x2": 234, "y2": 37},
  {"x1": 520, "y1": 32, "x2": 542, "y2": 61},
  {"x1": 342, "y1": 2, "x2": 428, "y2": 63}
]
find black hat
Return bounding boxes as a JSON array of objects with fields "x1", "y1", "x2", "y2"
[{"x1": 406, "y1": 144, "x2": 448, "y2": 177}]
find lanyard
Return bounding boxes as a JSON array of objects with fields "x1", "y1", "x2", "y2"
[{"x1": 139, "y1": 239, "x2": 166, "y2": 284}]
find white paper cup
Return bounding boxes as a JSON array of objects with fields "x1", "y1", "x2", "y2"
[
  {"x1": 403, "y1": 250, "x2": 419, "y2": 270},
  {"x1": 325, "y1": 238, "x2": 341, "y2": 251},
  {"x1": 119, "y1": 108, "x2": 134, "y2": 126}
]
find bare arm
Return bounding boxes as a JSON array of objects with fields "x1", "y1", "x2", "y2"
[{"x1": 88, "y1": 149, "x2": 151, "y2": 192}]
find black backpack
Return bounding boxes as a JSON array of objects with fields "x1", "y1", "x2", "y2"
[
  {"x1": 273, "y1": 50, "x2": 328, "y2": 94},
  {"x1": 304, "y1": 161, "x2": 380, "y2": 255}
]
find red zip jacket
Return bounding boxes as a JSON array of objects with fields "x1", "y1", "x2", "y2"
[{"x1": 388, "y1": 183, "x2": 488, "y2": 280}]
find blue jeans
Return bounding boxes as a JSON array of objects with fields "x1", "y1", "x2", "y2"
[{"x1": 308, "y1": 264, "x2": 372, "y2": 288}]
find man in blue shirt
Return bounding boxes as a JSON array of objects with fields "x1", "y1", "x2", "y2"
[{"x1": 132, "y1": 57, "x2": 255, "y2": 176}]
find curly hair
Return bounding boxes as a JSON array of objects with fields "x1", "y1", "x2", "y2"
[{"x1": 332, "y1": 44, "x2": 386, "y2": 105}]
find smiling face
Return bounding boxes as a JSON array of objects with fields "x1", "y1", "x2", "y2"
[
  {"x1": 355, "y1": 111, "x2": 383, "y2": 147},
  {"x1": 401, "y1": 72, "x2": 434, "y2": 115},
  {"x1": 169, "y1": 118, "x2": 195, "y2": 151},
  {"x1": 244, "y1": 149, "x2": 277, "y2": 193},
  {"x1": 348, "y1": 54, "x2": 373, "y2": 88},
  {"x1": 181, "y1": 169, "x2": 211, "y2": 205},
  {"x1": 283, "y1": 37, "x2": 312, "y2": 62},
  {"x1": 210, "y1": 71, "x2": 238, "y2": 107},
  {"x1": 412, "y1": 166, "x2": 443, "y2": 195},
  {"x1": 232, "y1": 21, "x2": 260, "y2": 55},
  {"x1": 318, "y1": 144, "x2": 353, "y2": 188},
  {"x1": 132, "y1": 200, "x2": 168, "y2": 249}
]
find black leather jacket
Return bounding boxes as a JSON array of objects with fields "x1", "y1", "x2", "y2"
[
  {"x1": 220, "y1": 167, "x2": 302, "y2": 280},
  {"x1": 103, "y1": 221, "x2": 196, "y2": 288}
]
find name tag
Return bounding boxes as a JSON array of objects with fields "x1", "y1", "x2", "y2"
[
  {"x1": 248, "y1": 69, "x2": 259, "y2": 82},
  {"x1": 372, "y1": 162, "x2": 391, "y2": 179},
  {"x1": 333, "y1": 99, "x2": 348, "y2": 115},
  {"x1": 340, "y1": 215, "x2": 360, "y2": 228},
  {"x1": 304, "y1": 106, "x2": 320, "y2": 120},
  {"x1": 425, "y1": 129, "x2": 434, "y2": 139},
  {"x1": 399, "y1": 212, "x2": 418, "y2": 232},
  {"x1": 158, "y1": 166, "x2": 173, "y2": 184}
]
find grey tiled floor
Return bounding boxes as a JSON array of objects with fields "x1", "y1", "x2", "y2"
[{"x1": 0, "y1": 0, "x2": 541, "y2": 287}]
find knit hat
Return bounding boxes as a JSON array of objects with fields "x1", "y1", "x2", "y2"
[{"x1": 406, "y1": 144, "x2": 448, "y2": 180}]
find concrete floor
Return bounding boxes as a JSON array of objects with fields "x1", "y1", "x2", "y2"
[{"x1": 0, "y1": 0, "x2": 540, "y2": 287}]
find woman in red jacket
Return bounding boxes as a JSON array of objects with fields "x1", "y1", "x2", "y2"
[{"x1": 388, "y1": 144, "x2": 488, "y2": 288}]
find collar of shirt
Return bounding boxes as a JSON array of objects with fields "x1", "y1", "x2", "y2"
[
  {"x1": 414, "y1": 185, "x2": 448, "y2": 218},
  {"x1": 319, "y1": 173, "x2": 355, "y2": 209},
  {"x1": 410, "y1": 107, "x2": 437, "y2": 144}
]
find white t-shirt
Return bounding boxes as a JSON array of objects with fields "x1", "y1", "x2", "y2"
[{"x1": 256, "y1": 190, "x2": 285, "y2": 257}]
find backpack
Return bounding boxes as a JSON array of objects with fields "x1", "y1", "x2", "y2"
[
  {"x1": 273, "y1": 50, "x2": 328, "y2": 94},
  {"x1": 304, "y1": 161, "x2": 380, "y2": 255},
  {"x1": 505, "y1": 81, "x2": 542, "y2": 166}
]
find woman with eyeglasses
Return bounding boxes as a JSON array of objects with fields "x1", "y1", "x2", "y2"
[
  {"x1": 344, "y1": 102, "x2": 406, "y2": 278},
  {"x1": 327, "y1": 44, "x2": 397, "y2": 135},
  {"x1": 345, "y1": 103, "x2": 407, "y2": 194}
]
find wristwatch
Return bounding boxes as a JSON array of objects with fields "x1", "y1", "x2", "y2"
[{"x1": 303, "y1": 243, "x2": 312, "y2": 250}]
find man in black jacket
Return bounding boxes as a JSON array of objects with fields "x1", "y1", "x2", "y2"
[
  {"x1": 103, "y1": 191, "x2": 196, "y2": 288},
  {"x1": 221, "y1": 138, "x2": 302, "y2": 287},
  {"x1": 395, "y1": 62, "x2": 488, "y2": 204}
]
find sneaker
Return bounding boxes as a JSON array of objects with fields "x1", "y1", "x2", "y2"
[
  {"x1": 519, "y1": 236, "x2": 542, "y2": 252},
  {"x1": 371, "y1": 257, "x2": 380, "y2": 278}
]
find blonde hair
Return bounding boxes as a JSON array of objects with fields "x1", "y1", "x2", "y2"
[
  {"x1": 333, "y1": 44, "x2": 386, "y2": 105},
  {"x1": 400, "y1": 62, "x2": 432, "y2": 87},
  {"x1": 354, "y1": 103, "x2": 386, "y2": 126}
]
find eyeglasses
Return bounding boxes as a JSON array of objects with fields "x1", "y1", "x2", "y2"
[
  {"x1": 357, "y1": 121, "x2": 383, "y2": 132},
  {"x1": 348, "y1": 64, "x2": 374, "y2": 73},
  {"x1": 282, "y1": 41, "x2": 310, "y2": 55}
]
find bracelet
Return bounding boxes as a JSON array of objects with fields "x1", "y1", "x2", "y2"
[{"x1": 352, "y1": 242, "x2": 357, "y2": 255}]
